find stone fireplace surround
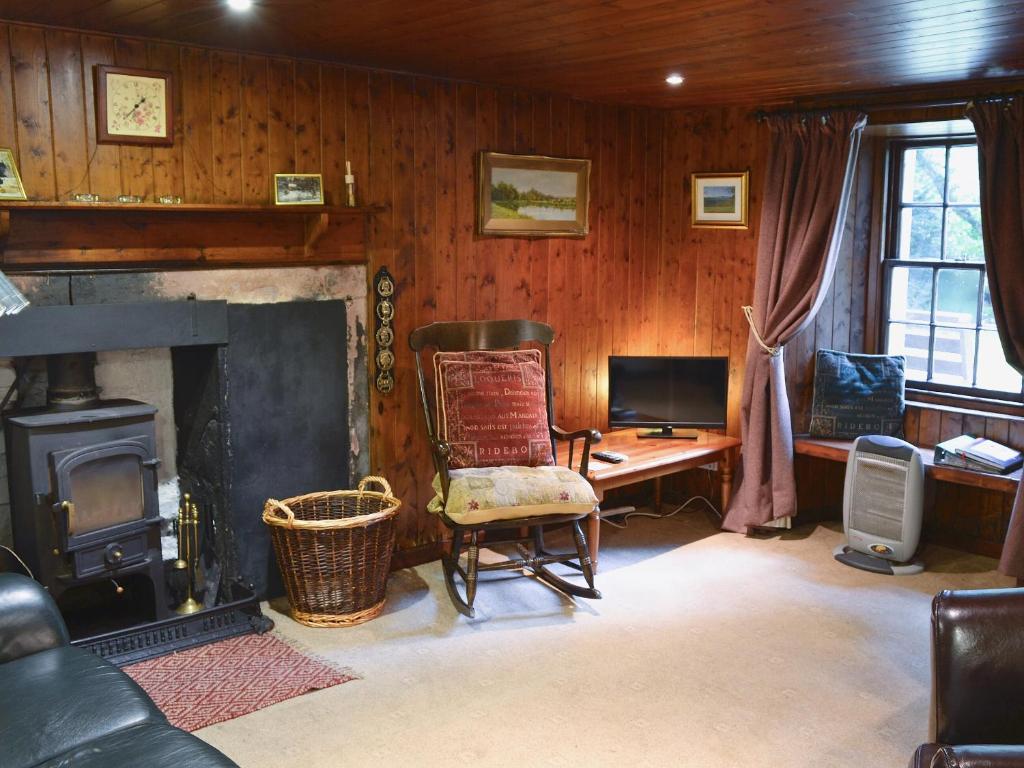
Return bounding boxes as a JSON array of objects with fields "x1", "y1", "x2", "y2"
[{"x1": 0, "y1": 266, "x2": 370, "y2": 592}]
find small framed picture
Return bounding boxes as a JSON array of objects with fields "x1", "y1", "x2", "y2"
[
  {"x1": 691, "y1": 171, "x2": 748, "y2": 229},
  {"x1": 274, "y1": 173, "x2": 324, "y2": 205},
  {"x1": 0, "y1": 148, "x2": 26, "y2": 200}
]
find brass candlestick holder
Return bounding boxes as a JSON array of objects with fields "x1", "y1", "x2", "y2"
[{"x1": 175, "y1": 494, "x2": 202, "y2": 615}]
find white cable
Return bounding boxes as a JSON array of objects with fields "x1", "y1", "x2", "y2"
[
  {"x1": 602, "y1": 494, "x2": 720, "y2": 529},
  {"x1": 0, "y1": 544, "x2": 34, "y2": 579}
]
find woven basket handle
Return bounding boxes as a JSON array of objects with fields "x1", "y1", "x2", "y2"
[
  {"x1": 357, "y1": 475, "x2": 393, "y2": 497},
  {"x1": 265, "y1": 498, "x2": 296, "y2": 527}
]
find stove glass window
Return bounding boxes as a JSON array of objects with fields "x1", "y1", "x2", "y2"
[{"x1": 67, "y1": 453, "x2": 145, "y2": 535}]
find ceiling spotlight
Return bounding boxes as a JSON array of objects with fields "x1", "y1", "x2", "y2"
[
  {"x1": 227, "y1": 0, "x2": 253, "y2": 11},
  {"x1": 665, "y1": 73, "x2": 685, "y2": 86}
]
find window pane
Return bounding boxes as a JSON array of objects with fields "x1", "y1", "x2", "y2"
[
  {"x1": 935, "y1": 268, "x2": 979, "y2": 327},
  {"x1": 982, "y1": 277, "x2": 997, "y2": 328},
  {"x1": 899, "y1": 207, "x2": 943, "y2": 260},
  {"x1": 931, "y1": 327, "x2": 976, "y2": 386},
  {"x1": 976, "y1": 330, "x2": 1023, "y2": 394},
  {"x1": 944, "y1": 207, "x2": 984, "y2": 262},
  {"x1": 902, "y1": 146, "x2": 946, "y2": 203},
  {"x1": 947, "y1": 145, "x2": 980, "y2": 203},
  {"x1": 887, "y1": 322, "x2": 930, "y2": 380},
  {"x1": 888, "y1": 266, "x2": 933, "y2": 323}
]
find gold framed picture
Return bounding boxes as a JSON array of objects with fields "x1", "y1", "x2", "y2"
[
  {"x1": 691, "y1": 171, "x2": 749, "y2": 229},
  {"x1": 479, "y1": 152, "x2": 590, "y2": 237},
  {"x1": 0, "y1": 148, "x2": 26, "y2": 200},
  {"x1": 274, "y1": 173, "x2": 324, "y2": 205},
  {"x1": 94, "y1": 65, "x2": 174, "y2": 146}
]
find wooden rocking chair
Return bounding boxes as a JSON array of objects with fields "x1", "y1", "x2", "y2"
[{"x1": 409, "y1": 319, "x2": 602, "y2": 617}]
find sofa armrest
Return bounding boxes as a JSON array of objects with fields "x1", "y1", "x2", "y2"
[
  {"x1": 932, "y1": 588, "x2": 1024, "y2": 745},
  {"x1": 930, "y1": 745, "x2": 1024, "y2": 768},
  {"x1": 0, "y1": 572, "x2": 69, "y2": 663}
]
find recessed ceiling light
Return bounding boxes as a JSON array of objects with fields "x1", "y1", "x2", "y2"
[
  {"x1": 227, "y1": 0, "x2": 253, "y2": 11},
  {"x1": 665, "y1": 73, "x2": 685, "y2": 86}
]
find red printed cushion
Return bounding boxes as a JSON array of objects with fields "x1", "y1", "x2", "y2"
[
  {"x1": 438, "y1": 358, "x2": 553, "y2": 469},
  {"x1": 433, "y1": 350, "x2": 542, "y2": 413}
]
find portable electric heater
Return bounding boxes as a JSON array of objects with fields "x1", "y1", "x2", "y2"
[{"x1": 833, "y1": 435, "x2": 925, "y2": 575}]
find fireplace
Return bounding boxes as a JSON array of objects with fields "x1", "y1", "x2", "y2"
[
  {"x1": 4, "y1": 353, "x2": 170, "y2": 624},
  {"x1": 1, "y1": 270, "x2": 368, "y2": 663}
]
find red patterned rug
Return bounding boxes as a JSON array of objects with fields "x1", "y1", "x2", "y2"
[{"x1": 125, "y1": 632, "x2": 357, "y2": 732}]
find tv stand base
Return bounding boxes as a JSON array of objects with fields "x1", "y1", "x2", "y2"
[{"x1": 637, "y1": 427, "x2": 699, "y2": 439}]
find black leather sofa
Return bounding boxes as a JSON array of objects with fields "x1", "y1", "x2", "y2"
[
  {"x1": 911, "y1": 588, "x2": 1024, "y2": 768},
  {"x1": 0, "y1": 572, "x2": 239, "y2": 768}
]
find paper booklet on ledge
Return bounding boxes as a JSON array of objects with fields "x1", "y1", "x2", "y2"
[{"x1": 934, "y1": 435, "x2": 1024, "y2": 474}]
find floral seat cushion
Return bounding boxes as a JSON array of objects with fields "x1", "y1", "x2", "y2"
[{"x1": 428, "y1": 465, "x2": 598, "y2": 525}]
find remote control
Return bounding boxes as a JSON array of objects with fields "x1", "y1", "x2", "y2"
[{"x1": 592, "y1": 450, "x2": 628, "y2": 463}]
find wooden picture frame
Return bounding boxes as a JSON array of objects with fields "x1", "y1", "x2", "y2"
[
  {"x1": 691, "y1": 171, "x2": 749, "y2": 229},
  {"x1": 0, "y1": 148, "x2": 26, "y2": 200},
  {"x1": 94, "y1": 65, "x2": 174, "y2": 146},
  {"x1": 273, "y1": 173, "x2": 325, "y2": 205},
  {"x1": 479, "y1": 152, "x2": 590, "y2": 237}
]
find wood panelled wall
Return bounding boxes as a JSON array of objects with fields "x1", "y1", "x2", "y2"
[{"x1": 0, "y1": 22, "x2": 765, "y2": 553}]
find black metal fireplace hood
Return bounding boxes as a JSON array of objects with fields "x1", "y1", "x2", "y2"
[{"x1": 0, "y1": 300, "x2": 228, "y2": 357}]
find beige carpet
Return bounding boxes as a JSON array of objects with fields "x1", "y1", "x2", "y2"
[{"x1": 196, "y1": 511, "x2": 1012, "y2": 767}]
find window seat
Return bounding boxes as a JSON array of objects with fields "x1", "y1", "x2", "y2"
[{"x1": 793, "y1": 435, "x2": 1021, "y2": 494}]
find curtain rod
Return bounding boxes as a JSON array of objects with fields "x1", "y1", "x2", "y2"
[{"x1": 755, "y1": 92, "x2": 1021, "y2": 122}]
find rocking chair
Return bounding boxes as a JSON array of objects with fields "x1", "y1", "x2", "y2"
[{"x1": 410, "y1": 319, "x2": 602, "y2": 617}]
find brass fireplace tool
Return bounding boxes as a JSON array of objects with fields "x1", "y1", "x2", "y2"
[{"x1": 174, "y1": 493, "x2": 202, "y2": 615}]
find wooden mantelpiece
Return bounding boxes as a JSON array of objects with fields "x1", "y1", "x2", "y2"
[{"x1": 0, "y1": 202, "x2": 381, "y2": 271}]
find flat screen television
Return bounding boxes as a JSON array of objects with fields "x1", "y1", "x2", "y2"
[{"x1": 608, "y1": 356, "x2": 728, "y2": 438}]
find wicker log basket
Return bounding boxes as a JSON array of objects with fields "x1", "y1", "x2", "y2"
[{"x1": 263, "y1": 476, "x2": 401, "y2": 627}]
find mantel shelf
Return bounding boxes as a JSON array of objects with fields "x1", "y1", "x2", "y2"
[{"x1": 0, "y1": 201, "x2": 383, "y2": 271}]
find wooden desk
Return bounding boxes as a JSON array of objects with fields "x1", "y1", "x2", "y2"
[{"x1": 572, "y1": 429, "x2": 741, "y2": 569}]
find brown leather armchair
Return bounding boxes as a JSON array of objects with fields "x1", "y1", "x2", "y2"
[{"x1": 911, "y1": 588, "x2": 1024, "y2": 768}]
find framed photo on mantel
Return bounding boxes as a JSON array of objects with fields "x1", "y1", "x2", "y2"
[
  {"x1": 479, "y1": 152, "x2": 590, "y2": 237},
  {"x1": 691, "y1": 171, "x2": 749, "y2": 229}
]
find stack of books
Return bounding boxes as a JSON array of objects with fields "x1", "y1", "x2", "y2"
[{"x1": 934, "y1": 435, "x2": 1024, "y2": 474}]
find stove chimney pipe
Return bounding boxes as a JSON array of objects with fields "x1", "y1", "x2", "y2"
[{"x1": 46, "y1": 352, "x2": 100, "y2": 408}]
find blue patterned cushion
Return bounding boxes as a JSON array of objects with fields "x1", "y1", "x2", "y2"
[{"x1": 809, "y1": 349, "x2": 906, "y2": 439}]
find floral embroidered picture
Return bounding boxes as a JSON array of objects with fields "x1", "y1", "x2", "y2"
[{"x1": 95, "y1": 66, "x2": 174, "y2": 146}]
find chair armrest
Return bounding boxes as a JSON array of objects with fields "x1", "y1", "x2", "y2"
[
  {"x1": 932, "y1": 588, "x2": 1024, "y2": 745},
  {"x1": 551, "y1": 425, "x2": 601, "y2": 477},
  {"x1": 930, "y1": 746, "x2": 1024, "y2": 768},
  {"x1": 0, "y1": 573, "x2": 69, "y2": 663}
]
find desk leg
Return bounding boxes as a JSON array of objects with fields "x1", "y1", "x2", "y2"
[
  {"x1": 721, "y1": 448, "x2": 735, "y2": 513},
  {"x1": 588, "y1": 509, "x2": 601, "y2": 573}
]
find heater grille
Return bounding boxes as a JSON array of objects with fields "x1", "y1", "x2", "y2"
[{"x1": 849, "y1": 454, "x2": 908, "y2": 541}]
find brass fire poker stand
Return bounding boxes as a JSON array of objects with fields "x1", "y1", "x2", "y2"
[{"x1": 174, "y1": 493, "x2": 202, "y2": 615}]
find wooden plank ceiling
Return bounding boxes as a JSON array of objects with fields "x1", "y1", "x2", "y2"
[{"x1": 0, "y1": 1, "x2": 1022, "y2": 106}]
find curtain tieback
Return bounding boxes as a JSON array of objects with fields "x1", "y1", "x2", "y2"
[{"x1": 742, "y1": 306, "x2": 782, "y2": 357}]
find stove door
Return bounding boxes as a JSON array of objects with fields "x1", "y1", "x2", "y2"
[{"x1": 52, "y1": 438, "x2": 159, "y2": 550}]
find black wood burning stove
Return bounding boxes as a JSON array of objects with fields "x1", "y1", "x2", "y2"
[{"x1": 4, "y1": 353, "x2": 171, "y2": 623}]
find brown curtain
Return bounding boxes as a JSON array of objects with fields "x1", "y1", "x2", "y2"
[
  {"x1": 722, "y1": 111, "x2": 867, "y2": 533},
  {"x1": 966, "y1": 98, "x2": 1024, "y2": 577}
]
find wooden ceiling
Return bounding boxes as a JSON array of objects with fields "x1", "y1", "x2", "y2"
[{"x1": 2, "y1": 1, "x2": 1023, "y2": 107}]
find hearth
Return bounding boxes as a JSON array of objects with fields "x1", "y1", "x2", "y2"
[{"x1": 4, "y1": 353, "x2": 171, "y2": 625}]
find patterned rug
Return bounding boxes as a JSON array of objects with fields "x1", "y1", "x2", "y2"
[{"x1": 125, "y1": 632, "x2": 357, "y2": 732}]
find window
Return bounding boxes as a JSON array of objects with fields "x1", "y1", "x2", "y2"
[{"x1": 882, "y1": 137, "x2": 1023, "y2": 401}]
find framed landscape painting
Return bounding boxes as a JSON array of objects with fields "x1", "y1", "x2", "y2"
[
  {"x1": 691, "y1": 171, "x2": 749, "y2": 229},
  {"x1": 479, "y1": 152, "x2": 590, "y2": 237}
]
